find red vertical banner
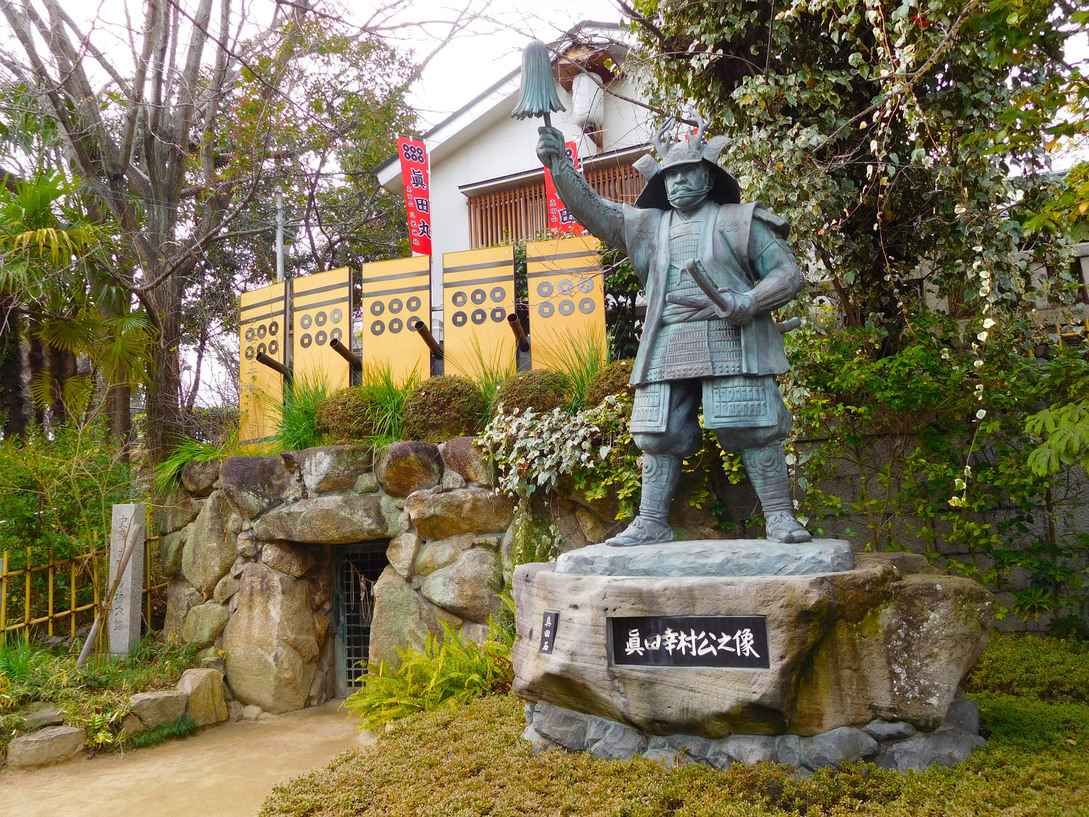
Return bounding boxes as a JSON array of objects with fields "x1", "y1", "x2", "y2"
[
  {"x1": 543, "y1": 140, "x2": 586, "y2": 236},
  {"x1": 398, "y1": 137, "x2": 432, "y2": 256}
]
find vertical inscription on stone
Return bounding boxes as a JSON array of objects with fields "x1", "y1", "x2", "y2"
[
  {"x1": 109, "y1": 503, "x2": 146, "y2": 656},
  {"x1": 539, "y1": 611, "x2": 559, "y2": 654},
  {"x1": 609, "y1": 615, "x2": 770, "y2": 669}
]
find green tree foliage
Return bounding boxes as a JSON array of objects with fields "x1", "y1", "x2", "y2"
[
  {"x1": 0, "y1": 419, "x2": 132, "y2": 560},
  {"x1": 627, "y1": 0, "x2": 1084, "y2": 339},
  {"x1": 0, "y1": 2, "x2": 424, "y2": 466}
]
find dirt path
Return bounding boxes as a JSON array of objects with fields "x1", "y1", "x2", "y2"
[{"x1": 0, "y1": 700, "x2": 371, "y2": 817}]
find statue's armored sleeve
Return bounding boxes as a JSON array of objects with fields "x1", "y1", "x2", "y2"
[
  {"x1": 540, "y1": 140, "x2": 625, "y2": 250},
  {"x1": 745, "y1": 208, "x2": 805, "y2": 313}
]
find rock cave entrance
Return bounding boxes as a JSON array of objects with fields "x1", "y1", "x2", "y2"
[{"x1": 333, "y1": 541, "x2": 390, "y2": 697}]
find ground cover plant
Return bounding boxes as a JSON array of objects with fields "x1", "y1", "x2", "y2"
[
  {"x1": 260, "y1": 633, "x2": 1089, "y2": 817},
  {"x1": 0, "y1": 633, "x2": 199, "y2": 757}
]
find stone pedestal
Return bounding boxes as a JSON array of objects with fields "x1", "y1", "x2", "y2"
[{"x1": 512, "y1": 540, "x2": 993, "y2": 768}]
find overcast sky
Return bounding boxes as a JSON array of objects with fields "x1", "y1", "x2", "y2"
[{"x1": 393, "y1": 0, "x2": 627, "y2": 129}]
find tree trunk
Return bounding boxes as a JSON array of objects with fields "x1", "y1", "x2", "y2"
[
  {"x1": 28, "y1": 334, "x2": 45, "y2": 427},
  {"x1": 47, "y1": 343, "x2": 76, "y2": 425},
  {"x1": 0, "y1": 302, "x2": 27, "y2": 437}
]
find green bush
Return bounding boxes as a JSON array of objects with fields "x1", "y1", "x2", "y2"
[
  {"x1": 584, "y1": 358, "x2": 635, "y2": 408},
  {"x1": 401, "y1": 376, "x2": 487, "y2": 442},
  {"x1": 491, "y1": 369, "x2": 570, "y2": 417},
  {"x1": 343, "y1": 619, "x2": 513, "y2": 731},
  {"x1": 0, "y1": 421, "x2": 132, "y2": 561},
  {"x1": 965, "y1": 632, "x2": 1089, "y2": 704}
]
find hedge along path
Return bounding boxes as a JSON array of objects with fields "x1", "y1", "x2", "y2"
[{"x1": 0, "y1": 700, "x2": 367, "y2": 817}]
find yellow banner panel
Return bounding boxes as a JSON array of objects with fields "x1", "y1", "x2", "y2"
[
  {"x1": 239, "y1": 282, "x2": 286, "y2": 448},
  {"x1": 292, "y1": 267, "x2": 353, "y2": 393},
  {"x1": 442, "y1": 246, "x2": 516, "y2": 379},
  {"x1": 526, "y1": 236, "x2": 605, "y2": 370},
  {"x1": 360, "y1": 256, "x2": 431, "y2": 382}
]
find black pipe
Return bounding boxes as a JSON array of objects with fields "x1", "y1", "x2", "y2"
[
  {"x1": 410, "y1": 318, "x2": 444, "y2": 359},
  {"x1": 507, "y1": 312, "x2": 530, "y2": 352},
  {"x1": 328, "y1": 336, "x2": 363, "y2": 372},
  {"x1": 256, "y1": 352, "x2": 293, "y2": 385}
]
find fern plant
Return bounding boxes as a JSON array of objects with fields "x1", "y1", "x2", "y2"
[{"x1": 343, "y1": 618, "x2": 514, "y2": 730}]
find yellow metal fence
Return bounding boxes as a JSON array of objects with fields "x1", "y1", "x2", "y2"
[{"x1": 0, "y1": 529, "x2": 168, "y2": 642}]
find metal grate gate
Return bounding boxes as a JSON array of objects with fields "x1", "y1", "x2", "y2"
[{"x1": 335, "y1": 543, "x2": 389, "y2": 694}]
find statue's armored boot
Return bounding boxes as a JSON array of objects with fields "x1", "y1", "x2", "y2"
[
  {"x1": 742, "y1": 444, "x2": 812, "y2": 544},
  {"x1": 605, "y1": 454, "x2": 681, "y2": 547}
]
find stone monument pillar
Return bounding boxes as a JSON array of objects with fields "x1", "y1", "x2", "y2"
[{"x1": 109, "y1": 503, "x2": 146, "y2": 656}]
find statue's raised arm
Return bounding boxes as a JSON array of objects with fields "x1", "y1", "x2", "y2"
[{"x1": 536, "y1": 126, "x2": 625, "y2": 249}]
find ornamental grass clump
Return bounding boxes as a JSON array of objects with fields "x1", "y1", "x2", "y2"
[
  {"x1": 401, "y1": 376, "x2": 488, "y2": 442},
  {"x1": 315, "y1": 364, "x2": 420, "y2": 444}
]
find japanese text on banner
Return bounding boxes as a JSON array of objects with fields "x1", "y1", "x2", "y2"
[
  {"x1": 543, "y1": 140, "x2": 586, "y2": 236},
  {"x1": 398, "y1": 137, "x2": 432, "y2": 256}
]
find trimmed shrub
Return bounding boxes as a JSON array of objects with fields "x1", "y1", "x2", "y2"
[
  {"x1": 584, "y1": 358, "x2": 635, "y2": 408},
  {"x1": 965, "y1": 633, "x2": 1089, "y2": 704},
  {"x1": 402, "y1": 376, "x2": 487, "y2": 442},
  {"x1": 315, "y1": 387, "x2": 386, "y2": 442},
  {"x1": 491, "y1": 369, "x2": 570, "y2": 417}
]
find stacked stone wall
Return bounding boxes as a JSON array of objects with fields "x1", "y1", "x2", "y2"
[{"x1": 159, "y1": 438, "x2": 524, "y2": 716}]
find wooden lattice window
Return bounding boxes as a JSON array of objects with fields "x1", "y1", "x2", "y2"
[{"x1": 467, "y1": 163, "x2": 646, "y2": 248}]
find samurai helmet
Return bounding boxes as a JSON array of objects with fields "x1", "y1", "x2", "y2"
[{"x1": 634, "y1": 114, "x2": 740, "y2": 210}]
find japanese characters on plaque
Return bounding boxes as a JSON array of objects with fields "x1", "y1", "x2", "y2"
[
  {"x1": 543, "y1": 140, "x2": 586, "y2": 236},
  {"x1": 609, "y1": 616, "x2": 770, "y2": 669},
  {"x1": 397, "y1": 136, "x2": 432, "y2": 256},
  {"x1": 539, "y1": 611, "x2": 560, "y2": 654}
]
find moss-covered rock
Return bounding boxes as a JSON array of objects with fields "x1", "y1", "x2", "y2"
[
  {"x1": 492, "y1": 369, "x2": 570, "y2": 416},
  {"x1": 584, "y1": 359, "x2": 635, "y2": 408},
  {"x1": 402, "y1": 376, "x2": 487, "y2": 442}
]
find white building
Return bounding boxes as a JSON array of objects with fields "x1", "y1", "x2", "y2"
[{"x1": 376, "y1": 22, "x2": 655, "y2": 336}]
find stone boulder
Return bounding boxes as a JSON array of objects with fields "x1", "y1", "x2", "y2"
[
  {"x1": 512, "y1": 549, "x2": 992, "y2": 738},
  {"x1": 181, "y1": 490, "x2": 236, "y2": 595},
  {"x1": 160, "y1": 528, "x2": 187, "y2": 578},
  {"x1": 369, "y1": 567, "x2": 447, "y2": 670},
  {"x1": 420, "y1": 547, "x2": 500, "y2": 623},
  {"x1": 6, "y1": 726, "x2": 85, "y2": 768},
  {"x1": 177, "y1": 668, "x2": 229, "y2": 726},
  {"x1": 405, "y1": 488, "x2": 514, "y2": 540},
  {"x1": 158, "y1": 493, "x2": 204, "y2": 536},
  {"x1": 377, "y1": 441, "x2": 443, "y2": 498},
  {"x1": 262, "y1": 541, "x2": 315, "y2": 577},
  {"x1": 163, "y1": 578, "x2": 201, "y2": 642},
  {"x1": 415, "y1": 534, "x2": 472, "y2": 576},
  {"x1": 128, "y1": 690, "x2": 189, "y2": 729},
  {"x1": 219, "y1": 455, "x2": 300, "y2": 519},
  {"x1": 386, "y1": 532, "x2": 421, "y2": 579},
  {"x1": 182, "y1": 601, "x2": 230, "y2": 647},
  {"x1": 181, "y1": 460, "x2": 221, "y2": 497},
  {"x1": 439, "y1": 437, "x2": 494, "y2": 487},
  {"x1": 295, "y1": 446, "x2": 375, "y2": 494},
  {"x1": 18, "y1": 702, "x2": 64, "y2": 730},
  {"x1": 252, "y1": 494, "x2": 394, "y2": 544},
  {"x1": 221, "y1": 562, "x2": 323, "y2": 713}
]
